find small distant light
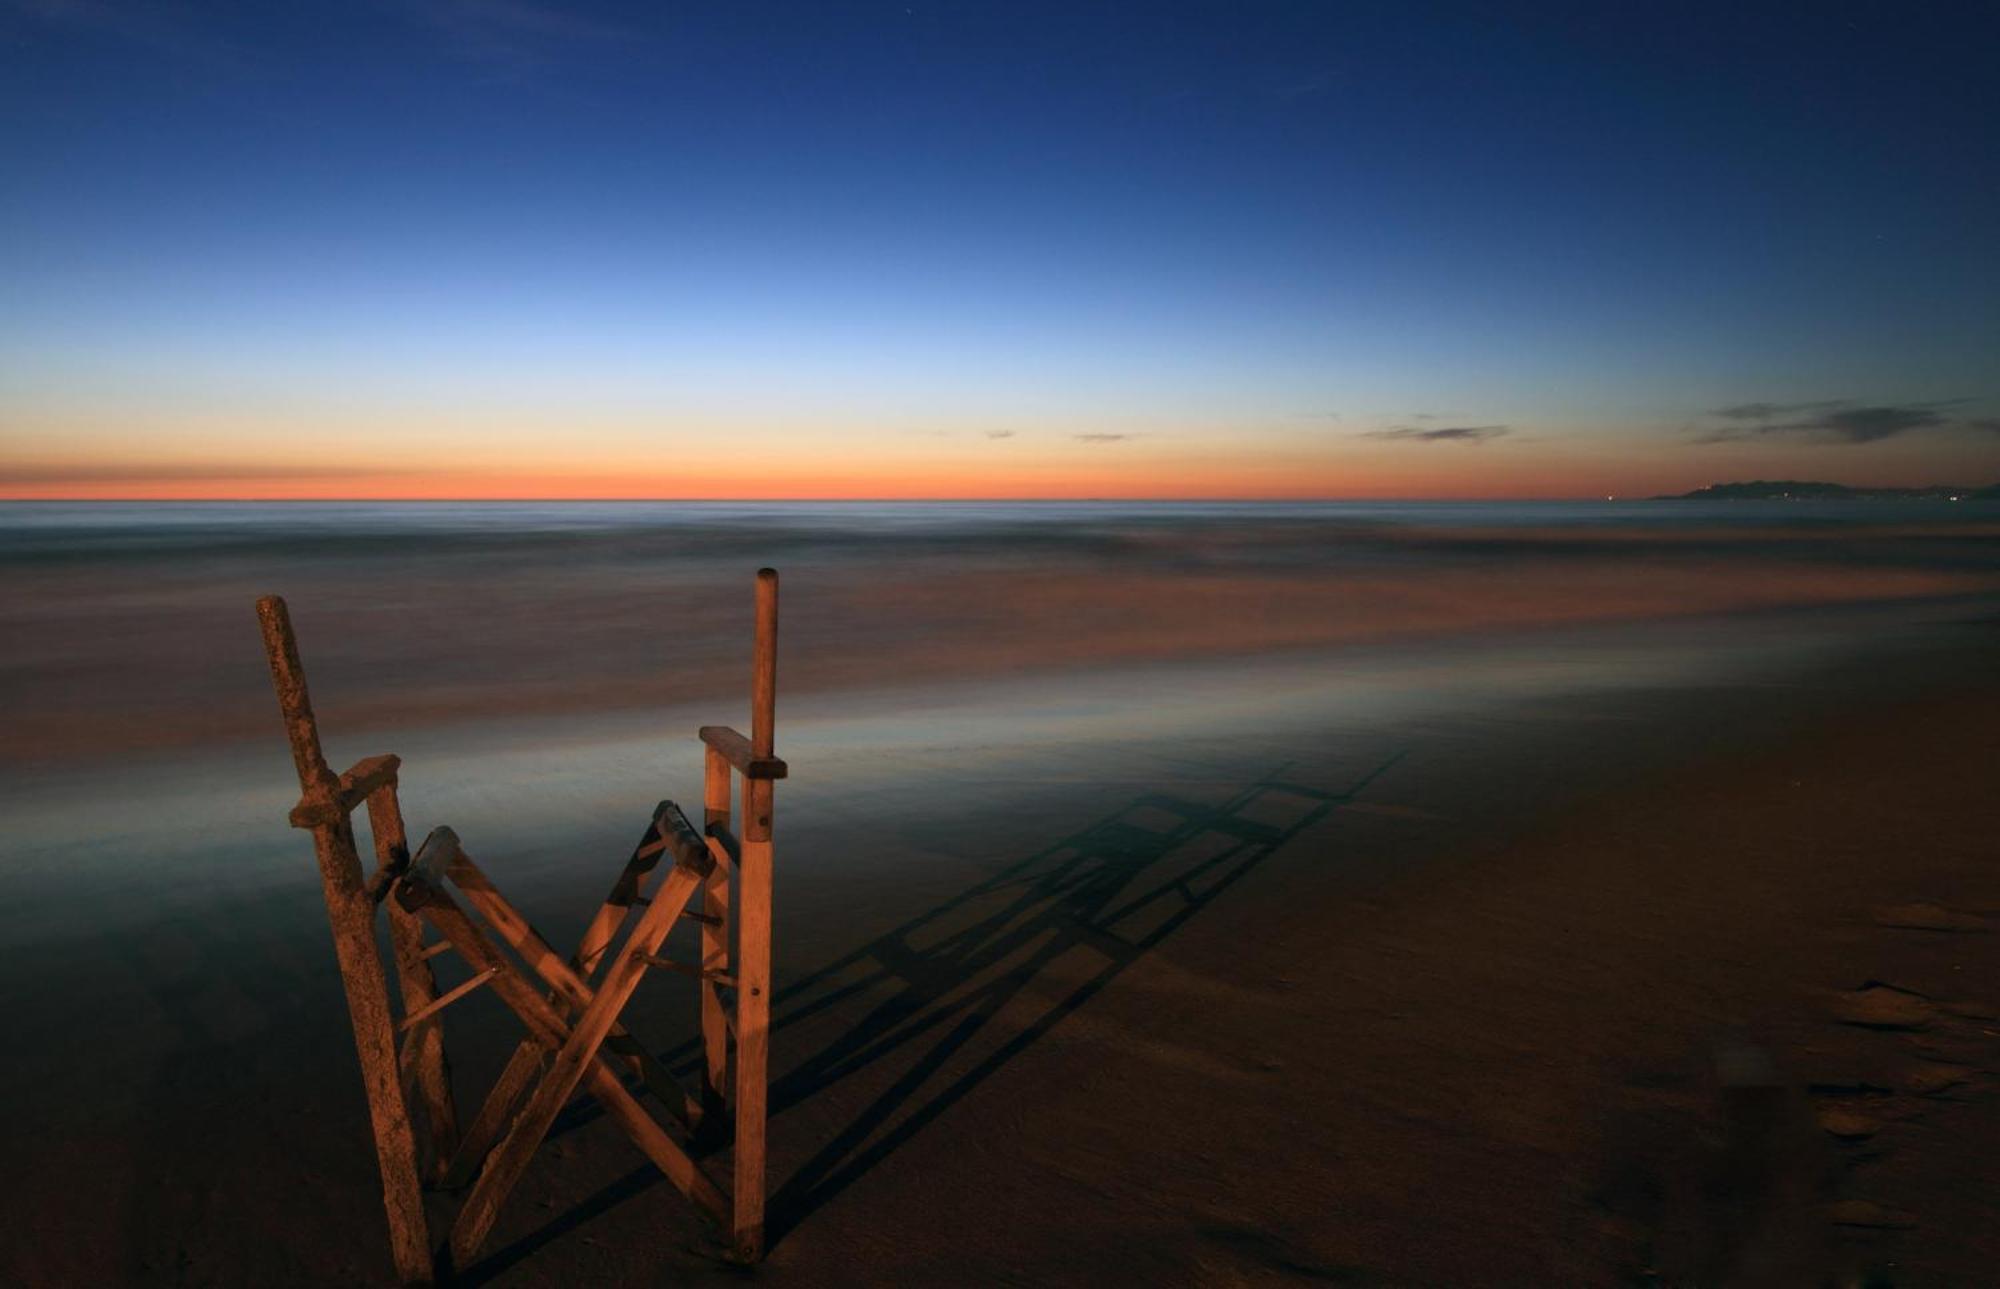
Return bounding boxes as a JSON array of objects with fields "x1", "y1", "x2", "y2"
[{"x1": 1605, "y1": 494, "x2": 1616, "y2": 501}]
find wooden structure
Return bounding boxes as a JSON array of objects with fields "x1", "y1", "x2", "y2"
[{"x1": 257, "y1": 569, "x2": 785, "y2": 1283}]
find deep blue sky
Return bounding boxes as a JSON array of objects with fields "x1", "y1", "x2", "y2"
[{"x1": 3, "y1": 1, "x2": 1997, "y2": 497}]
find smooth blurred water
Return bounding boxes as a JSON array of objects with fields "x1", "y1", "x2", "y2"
[{"x1": 3, "y1": 499, "x2": 1997, "y2": 772}]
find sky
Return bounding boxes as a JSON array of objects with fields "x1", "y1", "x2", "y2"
[{"x1": 2, "y1": 0, "x2": 1997, "y2": 500}]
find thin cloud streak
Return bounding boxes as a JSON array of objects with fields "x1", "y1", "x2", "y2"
[
  {"x1": 1361, "y1": 425, "x2": 1510, "y2": 444},
  {"x1": 0, "y1": 461, "x2": 421, "y2": 485}
]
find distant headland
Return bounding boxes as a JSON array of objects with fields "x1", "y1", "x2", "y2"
[{"x1": 1654, "y1": 480, "x2": 2000, "y2": 501}]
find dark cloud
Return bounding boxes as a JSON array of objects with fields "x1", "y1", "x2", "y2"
[
  {"x1": 983, "y1": 430, "x2": 1017, "y2": 440},
  {"x1": 1707, "y1": 400, "x2": 1848, "y2": 422},
  {"x1": 1361, "y1": 425, "x2": 1509, "y2": 444},
  {"x1": 1073, "y1": 433, "x2": 1134, "y2": 443},
  {"x1": 1694, "y1": 399, "x2": 1971, "y2": 444},
  {"x1": 1964, "y1": 418, "x2": 2000, "y2": 435}
]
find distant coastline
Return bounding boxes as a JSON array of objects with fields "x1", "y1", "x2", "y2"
[{"x1": 1655, "y1": 479, "x2": 2000, "y2": 501}]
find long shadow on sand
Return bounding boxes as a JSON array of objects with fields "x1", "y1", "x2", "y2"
[{"x1": 464, "y1": 754, "x2": 1401, "y2": 1282}]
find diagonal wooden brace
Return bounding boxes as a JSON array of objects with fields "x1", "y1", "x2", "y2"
[
  {"x1": 440, "y1": 838, "x2": 701, "y2": 1125},
  {"x1": 433, "y1": 804, "x2": 696, "y2": 1187},
  {"x1": 395, "y1": 862, "x2": 727, "y2": 1258},
  {"x1": 399, "y1": 820, "x2": 720, "y2": 1267}
]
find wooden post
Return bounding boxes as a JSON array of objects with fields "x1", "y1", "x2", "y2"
[
  {"x1": 255, "y1": 597, "x2": 433, "y2": 1286},
  {"x1": 700, "y1": 745, "x2": 733, "y2": 1129},
  {"x1": 733, "y1": 568, "x2": 778, "y2": 1261},
  {"x1": 369, "y1": 782, "x2": 460, "y2": 1183},
  {"x1": 751, "y1": 568, "x2": 778, "y2": 761}
]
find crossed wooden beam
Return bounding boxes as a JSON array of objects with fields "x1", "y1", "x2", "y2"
[{"x1": 257, "y1": 570, "x2": 784, "y2": 1284}]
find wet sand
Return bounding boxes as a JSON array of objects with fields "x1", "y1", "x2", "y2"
[{"x1": 3, "y1": 611, "x2": 1996, "y2": 1286}]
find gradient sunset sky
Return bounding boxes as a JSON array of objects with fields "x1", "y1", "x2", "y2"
[{"x1": 3, "y1": 1, "x2": 1997, "y2": 500}]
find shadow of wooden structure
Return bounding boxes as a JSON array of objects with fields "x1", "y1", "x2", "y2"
[
  {"x1": 481, "y1": 755, "x2": 1400, "y2": 1282},
  {"x1": 256, "y1": 569, "x2": 785, "y2": 1284}
]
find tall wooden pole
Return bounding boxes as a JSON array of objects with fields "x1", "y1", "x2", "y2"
[
  {"x1": 256, "y1": 596, "x2": 433, "y2": 1286},
  {"x1": 733, "y1": 568, "x2": 778, "y2": 1261}
]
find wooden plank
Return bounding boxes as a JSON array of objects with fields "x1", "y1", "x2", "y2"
[
  {"x1": 734, "y1": 568, "x2": 778, "y2": 1261},
  {"x1": 397, "y1": 966, "x2": 497, "y2": 1032},
  {"x1": 370, "y1": 784, "x2": 459, "y2": 1184},
  {"x1": 256, "y1": 596, "x2": 338, "y2": 797},
  {"x1": 289, "y1": 753, "x2": 404, "y2": 828},
  {"x1": 576, "y1": 807, "x2": 678, "y2": 979},
  {"x1": 341, "y1": 753, "x2": 402, "y2": 798},
  {"x1": 314, "y1": 819, "x2": 436, "y2": 1284},
  {"x1": 408, "y1": 825, "x2": 463, "y2": 885},
  {"x1": 443, "y1": 1043, "x2": 542, "y2": 1191},
  {"x1": 445, "y1": 856, "x2": 712, "y2": 1266},
  {"x1": 696, "y1": 725, "x2": 788, "y2": 780},
  {"x1": 256, "y1": 596, "x2": 433, "y2": 1286},
  {"x1": 655, "y1": 800, "x2": 713, "y2": 870},
  {"x1": 700, "y1": 745, "x2": 732, "y2": 1127}
]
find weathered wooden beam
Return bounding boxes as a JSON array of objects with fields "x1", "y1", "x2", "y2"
[
  {"x1": 699, "y1": 744, "x2": 732, "y2": 1130},
  {"x1": 732, "y1": 568, "x2": 779, "y2": 1263},
  {"x1": 289, "y1": 754, "x2": 404, "y2": 828},
  {"x1": 397, "y1": 966, "x2": 498, "y2": 1032},
  {"x1": 256, "y1": 596, "x2": 338, "y2": 799},
  {"x1": 576, "y1": 806, "x2": 679, "y2": 980},
  {"x1": 369, "y1": 782, "x2": 459, "y2": 1186},
  {"x1": 732, "y1": 821, "x2": 773, "y2": 1262},
  {"x1": 443, "y1": 1044, "x2": 543, "y2": 1191},
  {"x1": 696, "y1": 726, "x2": 788, "y2": 780},
  {"x1": 751, "y1": 568, "x2": 778, "y2": 758},
  {"x1": 408, "y1": 825, "x2": 463, "y2": 886},
  {"x1": 256, "y1": 596, "x2": 432, "y2": 1286}
]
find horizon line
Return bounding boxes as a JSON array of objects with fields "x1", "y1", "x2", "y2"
[{"x1": 0, "y1": 493, "x2": 1645, "y2": 505}]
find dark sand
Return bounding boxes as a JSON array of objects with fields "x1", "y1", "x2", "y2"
[{"x1": 4, "y1": 617, "x2": 1996, "y2": 1286}]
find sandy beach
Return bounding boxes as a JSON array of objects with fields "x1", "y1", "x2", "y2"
[{"x1": 0, "y1": 628, "x2": 1992, "y2": 1280}]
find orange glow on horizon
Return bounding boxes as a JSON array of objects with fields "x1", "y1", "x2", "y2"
[{"x1": 0, "y1": 462, "x2": 1637, "y2": 503}]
